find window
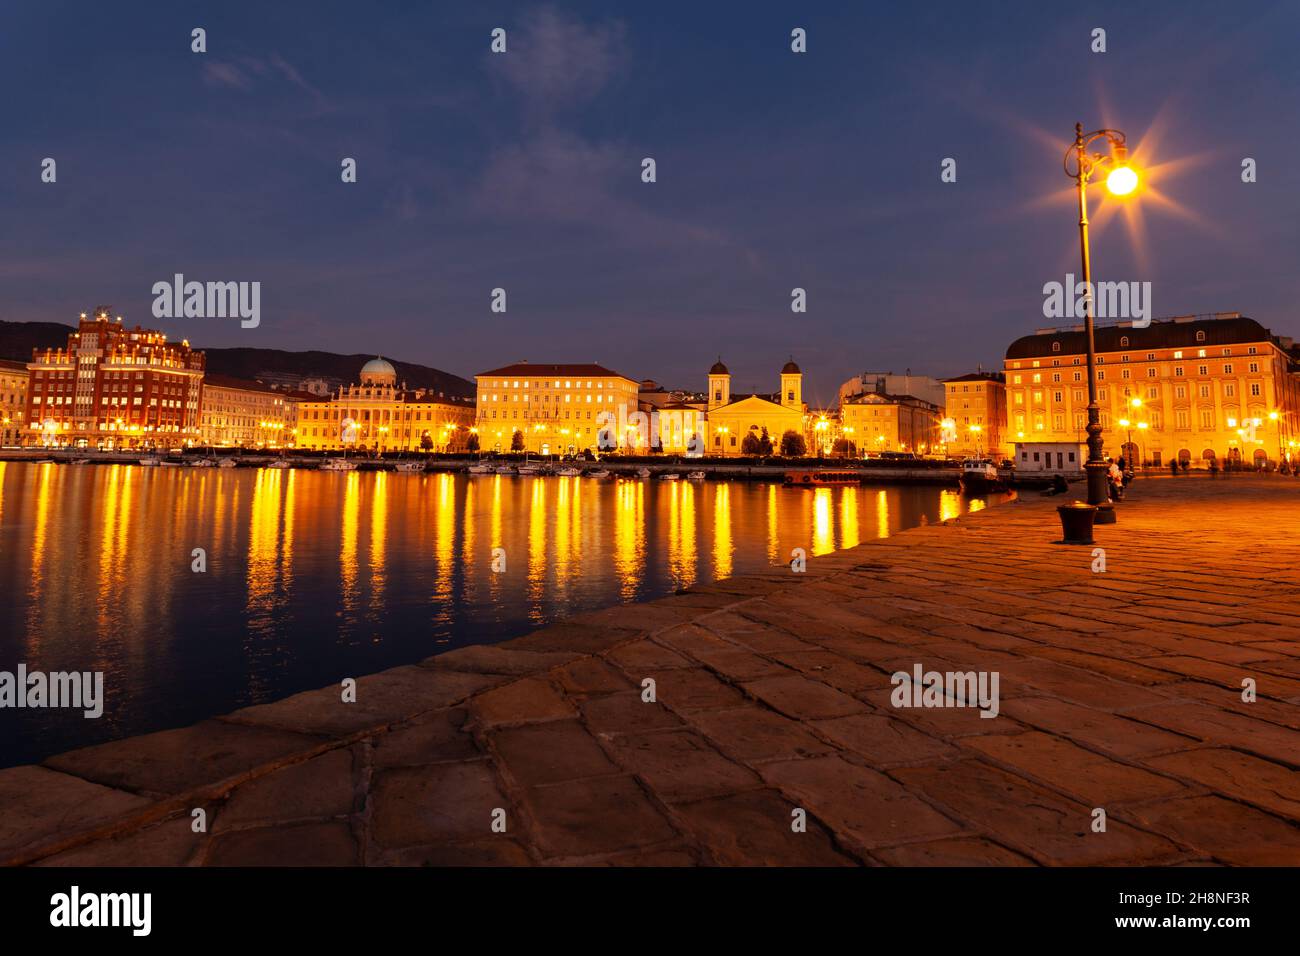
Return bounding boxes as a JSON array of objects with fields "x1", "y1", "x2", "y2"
[
  {"x1": 1224, "y1": 364, "x2": 1234, "y2": 374},
  {"x1": 1120, "y1": 337, "x2": 1129, "y2": 347},
  {"x1": 1051, "y1": 342, "x2": 1061, "y2": 352},
  {"x1": 1196, "y1": 331, "x2": 1206, "y2": 342}
]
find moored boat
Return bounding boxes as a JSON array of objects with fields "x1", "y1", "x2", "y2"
[
  {"x1": 586, "y1": 468, "x2": 611, "y2": 479},
  {"x1": 959, "y1": 457, "x2": 1003, "y2": 493},
  {"x1": 467, "y1": 462, "x2": 495, "y2": 474},
  {"x1": 320, "y1": 458, "x2": 358, "y2": 471},
  {"x1": 635, "y1": 467, "x2": 652, "y2": 479},
  {"x1": 659, "y1": 472, "x2": 681, "y2": 481},
  {"x1": 393, "y1": 460, "x2": 424, "y2": 473},
  {"x1": 217, "y1": 458, "x2": 237, "y2": 469},
  {"x1": 266, "y1": 459, "x2": 291, "y2": 469},
  {"x1": 783, "y1": 470, "x2": 860, "y2": 488},
  {"x1": 686, "y1": 471, "x2": 706, "y2": 481},
  {"x1": 138, "y1": 458, "x2": 159, "y2": 467},
  {"x1": 555, "y1": 466, "x2": 582, "y2": 477}
]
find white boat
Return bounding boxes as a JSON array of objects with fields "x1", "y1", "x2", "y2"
[
  {"x1": 555, "y1": 466, "x2": 582, "y2": 477},
  {"x1": 69, "y1": 458, "x2": 91, "y2": 465},
  {"x1": 635, "y1": 467, "x2": 651, "y2": 479},
  {"x1": 189, "y1": 458, "x2": 215, "y2": 468},
  {"x1": 659, "y1": 472, "x2": 681, "y2": 481},
  {"x1": 320, "y1": 458, "x2": 358, "y2": 471},
  {"x1": 160, "y1": 460, "x2": 183, "y2": 467},
  {"x1": 959, "y1": 458, "x2": 1001, "y2": 493},
  {"x1": 217, "y1": 458, "x2": 237, "y2": 469},
  {"x1": 393, "y1": 461, "x2": 424, "y2": 473},
  {"x1": 138, "y1": 458, "x2": 159, "y2": 467},
  {"x1": 687, "y1": 471, "x2": 706, "y2": 481},
  {"x1": 517, "y1": 465, "x2": 542, "y2": 475},
  {"x1": 266, "y1": 459, "x2": 291, "y2": 469},
  {"x1": 494, "y1": 465, "x2": 516, "y2": 475},
  {"x1": 586, "y1": 468, "x2": 611, "y2": 479},
  {"x1": 467, "y1": 462, "x2": 495, "y2": 474}
]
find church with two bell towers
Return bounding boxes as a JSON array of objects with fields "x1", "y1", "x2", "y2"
[{"x1": 704, "y1": 357, "x2": 807, "y2": 455}]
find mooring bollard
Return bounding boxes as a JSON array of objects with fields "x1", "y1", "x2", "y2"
[{"x1": 1057, "y1": 501, "x2": 1098, "y2": 545}]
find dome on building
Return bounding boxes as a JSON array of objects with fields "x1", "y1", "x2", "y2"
[
  {"x1": 360, "y1": 356, "x2": 397, "y2": 385},
  {"x1": 709, "y1": 358, "x2": 729, "y2": 375},
  {"x1": 782, "y1": 359, "x2": 801, "y2": 374}
]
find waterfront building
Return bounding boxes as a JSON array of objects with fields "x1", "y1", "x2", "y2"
[
  {"x1": 295, "y1": 357, "x2": 475, "y2": 452},
  {"x1": 0, "y1": 359, "x2": 29, "y2": 447},
  {"x1": 840, "y1": 391, "x2": 942, "y2": 456},
  {"x1": 199, "y1": 374, "x2": 287, "y2": 447},
  {"x1": 839, "y1": 370, "x2": 946, "y2": 410},
  {"x1": 25, "y1": 307, "x2": 205, "y2": 448},
  {"x1": 705, "y1": 358, "x2": 807, "y2": 456},
  {"x1": 941, "y1": 372, "x2": 1008, "y2": 458},
  {"x1": 1013, "y1": 441, "x2": 1086, "y2": 476},
  {"x1": 637, "y1": 380, "x2": 707, "y2": 454},
  {"x1": 1004, "y1": 313, "x2": 1300, "y2": 468},
  {"x1": 474, "y1": 362, "x2": 641, "y2": 455}
]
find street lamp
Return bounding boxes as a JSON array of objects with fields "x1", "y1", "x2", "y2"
[{"x1": 1064, "y1": 123, "x2": 1139, "y2": 518}]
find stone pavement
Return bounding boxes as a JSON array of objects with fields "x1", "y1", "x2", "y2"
[{"x1": 4, "y1": 475, "x2": 1298, "y2": 866}]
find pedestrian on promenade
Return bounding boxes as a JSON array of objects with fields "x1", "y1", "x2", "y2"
[
  {"x1": 1107, "y1": 459, "x2": 1124, "y2": 501},
  {"x1": 1209, "y1": 458, "x2": 1220, "y2": 478},
  {"x1": 1169, "y1": 459, "x2": 1179, "y2": 477}
]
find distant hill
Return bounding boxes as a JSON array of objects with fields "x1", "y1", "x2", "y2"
[{"x1": 0, "y1": 321, "x2": 475, "y2": 400}]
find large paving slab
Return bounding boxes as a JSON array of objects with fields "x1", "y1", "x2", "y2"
[{"x1": 10, "y1": 475, "x2": 1300, "y2": 866}]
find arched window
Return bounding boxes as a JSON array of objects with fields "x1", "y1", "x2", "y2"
[
  {"x1": 1120, "y1": 336, "x2": 1129, "y2": 347},
  {"x1": 1051, "y1": 342, "x2": 1061, "y2": 352},
  {"x1": 1196, "y1": 331, "x2": 1206, "y2": 342}
]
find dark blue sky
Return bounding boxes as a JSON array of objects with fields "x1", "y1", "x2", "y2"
[{"x1": 3, "y1": 1, "x2": 1298, "y2": 404}]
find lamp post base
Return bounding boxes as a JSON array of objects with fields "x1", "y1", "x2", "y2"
[
  {"x1": 1085, "y1": 460, "x2": 1112, "y2": 507},
  {"x1": 1094, "y1": 501, "x2": 1117, "y2": 524}
]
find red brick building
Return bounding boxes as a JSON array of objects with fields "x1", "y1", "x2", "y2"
[{"x1": 26, "y1": 307, "x2": 205, "y2": 448}]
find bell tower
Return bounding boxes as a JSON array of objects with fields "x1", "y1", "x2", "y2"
[
  {"x1": 780, "y1": 358, "x2": 802, "y2": 409},
  {"x1": 708, "y1": 357, "x2": 731, "y2": 410}
]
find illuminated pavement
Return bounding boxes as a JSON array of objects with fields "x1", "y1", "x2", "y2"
[{"x1": 4, "y1": 474, "x2": 1298, "y2": 866}]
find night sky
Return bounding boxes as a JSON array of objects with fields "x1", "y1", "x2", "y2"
[{"x1": 3, "y1": 1, "x2": 1297, "y2": 404}]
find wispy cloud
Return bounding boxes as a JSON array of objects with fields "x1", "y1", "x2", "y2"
[{"x1": 493, "y1": 5, "x2": 627, "y2": 117}]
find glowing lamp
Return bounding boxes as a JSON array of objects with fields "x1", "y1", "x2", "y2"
[{"x1": 1106, "y1": 165, "x2": 1139, "y2": 196}]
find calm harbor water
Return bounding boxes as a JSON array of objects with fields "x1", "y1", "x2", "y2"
[{"x1": 0, "y1": 461, "x2": 1006, "y2": 768}]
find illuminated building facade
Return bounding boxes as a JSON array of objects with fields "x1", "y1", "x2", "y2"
[
  {"x1": 840, "y1": 391, "x2": 942, "y2": 456},
  {"x1": 1004, "y1": 313, "x2": 1300, "y2": 468},
  {"x1": 941, "y1": 372, "x2": 1008, "y2": 458},
  {"x1": 25, "y1": 307, "x2": 205, "y2": 448},
  {"x1": 704, "y1": 359, "x2": 807, "y2": 456},
  {"x1": 199, "y1": 374, "x2": 288, "y2": 447},
  {"x1": 294, "y1": 358, "x2": 475, "y2": 452},
  {"x1": 474, "y1": 362, "x2": 640, "y2": 454},
  {"x1": 0, "y1": 359, "x2": 28, "y2": 447}
]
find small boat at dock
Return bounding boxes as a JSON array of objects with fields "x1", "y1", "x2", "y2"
[
  {"x1": 687, "y1": 471, "x2": 706, "y2": 481},
  {"x1": 555, "y1": 466, "x2": 582, "y2": 477},
  {"x1": 783, "y1": 470, "x2": 860, "y2": 488},
  {"x1": 319, "y1": 458, "x2": 358, "y2": 471},
  {"x1": 392, "y1": 461, "x2": 424, "y2": 473},
  {"x1": 635, "y1": 467, "x2": 651, "y2": 479},
  {"x1": 959, "y1": 458, "x2": 1003, "y2": 493},
  {"x1": 586, "y1": 468, "x2": 611, "y2": 479},
  {"x1": 659, "y1": 472, "x2": 680, "y2": 481},
  {"x1": 467, "y1": 462, "x2": 495, "y2": 474}
]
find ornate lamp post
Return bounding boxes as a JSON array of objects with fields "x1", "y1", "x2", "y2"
[{"x1": 1063, "y1": 123, "x2": 1139, "y2": 519}]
